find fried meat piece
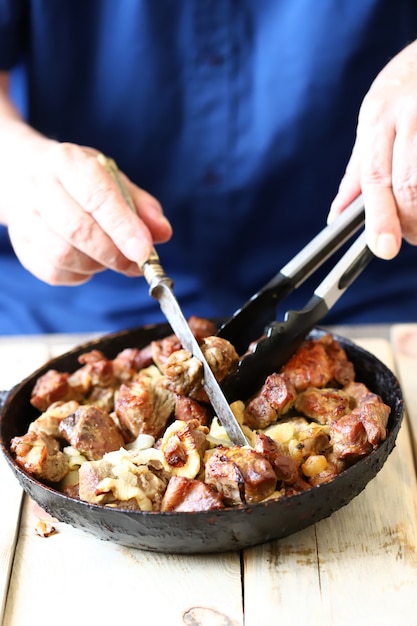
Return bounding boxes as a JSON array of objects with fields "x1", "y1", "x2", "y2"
[
  {"x1": 320, "y1": 334, "x2": 355, "y2": 386},
  {"x1": 79, "y1": 449, "x2": 169, "y2": 510},
  {"x1": 29, "y1": 400, "x2": 80, "y2": 438},
  {"x1": 200, "y1": 336, "x2": 239, "y2": 382},
  {"x1": 112, "y1": 346, "x2": 153, "y2": 381},
  {"x1": 330, "y1": 409, "x2": 372, "y2": 460},
  {"x1": 161, "y1": 349, "x2": 204, "y2": 398},
  {"x1": 294, "y1": 387, "x2": 350, "y2": 424},
  {"x1": 205, "y1": 446, "x2": 277, "y2": 506},
  {"x1": 161, "y1": 336, "x2": 239, "y2": 402},
  {"x1": 330, "y1": 380, "x2": 391, "y2": 461},
  {"x1": 187, "y1": 316, "x2": 217, "y2": 342},
  {"x1": 58, "y1": 405, "x2": 125, "y2": 461},
  {"x1": 243, "y1": 373, "x2": 296, "y2": 429},
  {"x1": 11, "y1": 430, "x2": 69, "y2": 483},
  {"x1": 67, "y1": 350, "x2": 116, "y2": 396},
  {"x1": 30, "y1": 369, "x2": 79, "y2": 411},
  {"x1": 161, "y1": 475, "x2": 224, "y2": 512},
  {"x1": 280, "y1": 334, "x2": 354, "y2": 391},
  {"x1": 174, "y1": 394, "x2": 212, "y2": 426},
  {"x1": 115, "y1": 376, "x2": 176, "y2": 441},
  {"x1": 254, "y1": 433, "x2": 299, "y2": 485},
  {"x1": 151, "y1": 334, "x2": 182, "y2": 370}
]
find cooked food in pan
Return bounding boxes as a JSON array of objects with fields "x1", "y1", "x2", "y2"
[{"x1": 10, "y1": 316, "x2": 390, "y2": 513}]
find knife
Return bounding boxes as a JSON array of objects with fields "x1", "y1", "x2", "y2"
[{"x1": 97, "y1": 154, "x2": 249, "y2": 447}]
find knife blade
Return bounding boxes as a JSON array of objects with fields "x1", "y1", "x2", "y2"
[{"x1": 98, "y1": 154, "x2": 249, "y2": 447}]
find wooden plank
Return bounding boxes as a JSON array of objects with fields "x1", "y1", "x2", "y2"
[
  {"x1": 0, "y1": 342, "x2": 52, "y2": 625},
  {"x1": 243, "y1": 338, "x2": 417, "y2": 625},
  {"x1": 391, "y1": 324, "x2": 417, "y2": 457},
  {"x1": 3, "y1": 497, "x2": 243, "y2": 626}
]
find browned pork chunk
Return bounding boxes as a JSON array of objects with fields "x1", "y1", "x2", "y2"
[
  {"x1": 161, "y1": 349, "x2": 204, "y2": 398},
  {"x1": 161, "y1": 476, "x2": 224, "y2": 512},
  {"x1": 161, "y1": 336, "x2": 239, "y2": 402},
  {"x1": 187, "y1": 315, "x2": 217, "y2": 342},
  {"x1": 29, "y1": 400, "x2": 80, "y2": 438},
  {"x1": 58, "y1": 405, "x2": 125, "y2": 460},
  {"x1": 205, "y1": 446, "x2": 277, "y2": 506},
  {"x1": 112, "y1": 346, "x2": 153, "y2": 380},
  {"x1": 294, "y1": 387, "x2": 350, "y2": 424},
  {"x1": 30, "y1": 369, "x2": 77, "y2": 411},
  {"x1": 115, "y1": 374, "x2": 176, "y2": 441},
  {"x1": 200, "y1": 336, "x2": 239, "y2": 382},
  {"x1": 243, "y1": 373, "x2": 296, "y2": 429},
  {"x1": 254, "y1": 433, "x2": 299, "y2": 485},
  {"x1": 174, "y1": 394, "x2": 212, "y2": 426},
  {"x1": 280, "y1": 334, "x2": 355, "y2": 391},
  {"x1": 11, "y1": 431, "x2": 69, "y2": 483},
  {"x1": 330, "y1": 382, "x2": 390, "y2": 461}
]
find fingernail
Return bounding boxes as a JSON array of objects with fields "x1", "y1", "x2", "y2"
[
  {"x1": 327, "y1": 207, "x2": 336, "y2": 225},
  {"x1": 372, "y1": 233, "x2": 398, "y2": 260},
  {"x1": 125, "y1": 237, "x2": 151, "y2": 265},
  {"x1": 146, "y1": 204, "x2": 172, "y2": 231}
]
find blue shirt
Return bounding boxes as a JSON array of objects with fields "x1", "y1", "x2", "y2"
[{"x1": 0, "y1": 0, "x2": 417, "y2": 334}]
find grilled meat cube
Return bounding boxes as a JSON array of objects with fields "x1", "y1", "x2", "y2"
[
  {"x1": 161, "y1": 475, "x2": 224, "y2": 512},
  {"x1": 187, "y1": 315, "x2": 217, "y2": 342},
  {"x1": 344, "y1": 381, "x2": 383, "y2": 408},
  {"x1": 161, "y1": 336, "x2": 239, "y2": 402},
  {"x1": 280, "y1": 334, "x2": 354, "y2": 391},
  {"x1": 280, "y1": 339, "x2": 333, "y2": 391},
  {"x1": 67, "y1": 350, "x2": 116, "y2": 396},
  {"x1": 294, "y1": 387, "x2": 350, "y2": 424},
  {"x1": 58, "y1": 405, "x2": 125, "y2": 461},
  {"x1": 151, "y1": 334, "x2": 182, "y2": 370},
  {"x1": 174, "y1": 394, "x2": 212, "y2": 426},
  {"x1": 319, "y1": 333, "x2": 355, "y2": 385},
  {"x1": 85, "y1": 385, "x2": 115, "y2": 412},
  {"x1": 254, "y1": 433, "x2": 299, "y2": 485},
  {"x1": 330, "y1": 409, "x2": 373, "y2": 460},
  {"x1": 150, "y1": 316, "x2": 216, "y2": 371},
  {"x1": 330, "y1": 380, "x2": 390, "y2": 461},
  {"x1": 161, "y1": 349, "x2": 205, "y2": 399},
  {"x1": 115, "y1": 375, "x2": 175, "y2": 441},
  {"x1": 30, "y1": 369, "x2": 79, "y2": 411},
  {"x1": 29, "y1": 400, "x2": 80, "y2": 438},
  {"x1": 112, "y1": 346, "x2": 153, "y2": 381},
  {"x1": 11, "y1": 430, "x2": 69, "y2": 483},
  {"x1": 205, "y1": 446, "x2": 277, "y2": 506},
  {"x1": 200, "y1": 336, "x2": 239, "y2": 382},
  {"x1": 243, "y1": 373, "x2": 296, "y2": 429}
]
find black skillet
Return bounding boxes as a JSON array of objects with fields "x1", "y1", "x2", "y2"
[{"x1": 0, "y1": 323, "x2": 404, "y2": 554}]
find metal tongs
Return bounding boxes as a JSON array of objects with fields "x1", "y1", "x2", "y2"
[{"x1": 218, "y1": 194, "x2": 373, "y2": 401}]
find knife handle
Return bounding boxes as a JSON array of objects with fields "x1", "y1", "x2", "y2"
[{"x1": 97, "y1": 153, "x2": 173, "y2": 294}]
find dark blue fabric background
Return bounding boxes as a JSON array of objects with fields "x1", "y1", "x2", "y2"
[{"x1": 0, "y1": 0, "x2": 416, "y2": 333}]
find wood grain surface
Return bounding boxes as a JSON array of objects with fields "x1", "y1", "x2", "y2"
[{"x1": 1, "y1": 328, "x2": 416, "y2": 626}]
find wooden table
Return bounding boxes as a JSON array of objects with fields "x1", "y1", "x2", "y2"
[{"x1": 1, "y1": 325, "x2": 416, "y2": 626}]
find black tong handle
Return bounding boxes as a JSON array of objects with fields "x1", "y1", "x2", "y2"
[
  {"x1": 221, "y1": 199, "x2": 374, "y2": 401},
  {"x1": 217, "y1": 195, "x2": 365, "y2": 353}
]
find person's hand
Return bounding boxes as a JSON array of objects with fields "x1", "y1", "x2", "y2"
[
  {"x1": 4, "y1": 141, "x2": 172, "y2": 285},
  {"x1": 328, "y1": 39, "x2": 417, "y2": 260}
]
